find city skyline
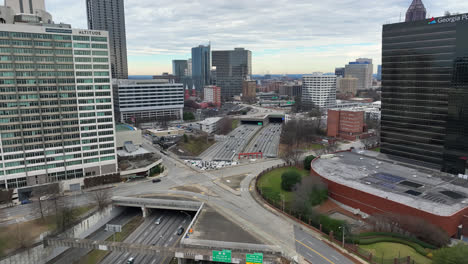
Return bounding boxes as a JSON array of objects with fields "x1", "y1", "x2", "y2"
[{"x1": 35, "y1": 0, "x2": 468, "y2": 75}]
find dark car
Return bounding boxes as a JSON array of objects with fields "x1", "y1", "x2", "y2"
[
  {"x1": 152, "y1": 178, "x2": 161, "y2": 183},
  {"x1": 21, "y1": 199, "x2": 32, "y2": 205},
  {"x1": 176, "y1": 227, "x2": 185, "y2": 235}
]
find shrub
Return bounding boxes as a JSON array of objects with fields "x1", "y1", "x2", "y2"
[
  {"x1": 183, "y1": 112, "x2": 195, "y2": 121},
  {"x1": 432, "y1": 244, "x2": 468, "y2": 264},
  {"x1": 358, "y1": 237, "x2": 428, "y2": 256},
  {"x1": 303, "y1": 155, "x2": 316, "y2": 170},
  {"x1": 319, "y1": 214, "x2": 348, "y2": 239},
  {"x1": 358, "y1": 232, "x2": 437, "y2": 249},
  {"x1": 281, "y1": 170, "x2": 301, "y2": 191}
]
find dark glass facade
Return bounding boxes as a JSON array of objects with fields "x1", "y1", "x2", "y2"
[
  {"x1": 191, "y1": 45, "x2": 211, "y2": 92},
  {"x1": 381, "y1": 15, "x2": 468, "y2": 174}
]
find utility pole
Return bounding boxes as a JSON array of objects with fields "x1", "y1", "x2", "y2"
[{"x1": 339, "y1": 225, "x2": 345, "y2": 248}]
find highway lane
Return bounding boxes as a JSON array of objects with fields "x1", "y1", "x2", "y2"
[
  {"x1": 99, "y1": 210, "x2": 190, "y2": 264},
  {"x1": 49, "y1": 209, "x2": 139, "y2": 264}
]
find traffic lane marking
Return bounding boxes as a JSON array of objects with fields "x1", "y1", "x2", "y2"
[{"x1": 296, "y1": 239, "x2": 336, "y2": 264}]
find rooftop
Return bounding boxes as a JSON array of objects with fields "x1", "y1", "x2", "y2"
[
  {"x1": 116, "y1": 124, "x2": 136, "y2": 132},
  {"x1": 311, "y1": 151, "x2": 468, "y2": 216},
  {"x1": 198, "y1": 117, "x2": 223, "y2": 125}
]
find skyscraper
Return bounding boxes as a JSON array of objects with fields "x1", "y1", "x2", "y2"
[
  {"x1": 172, "y1": 60, "x2": 188, "y2": 83},
  {"x1": 0, "y1": 24, "x2": 118, "y2": 190},
  {"x1": 381, "y1": 12, "x2": 468, "y2": 174},
  {"x1": 302, "y1": 73, "x2": 336, "y2": 109},
  {"x1": 191, "y1": 45, "x2": 211, "y2": 91},
  {"x1": 86, "y1": 0, "x2": 128, "y2": 79},
  {"x1": 212, "y1": 48, "x2": 252, "y2": 98},
  {"x1": 344, "y1": 58, "x2": 373, "y2": 90},
  {"x1": 335, "y1": 67, "x2": 345, "y2": 77},
  {"x1": 405, "y1": 0, "x2": 426, "y2": 22},
  {"x1": 377, "y1": 65, "x2": 382, "y2": 81}
]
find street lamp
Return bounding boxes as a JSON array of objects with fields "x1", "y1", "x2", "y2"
[{"x1": 338, "y1": 226, "x2": 345, "y2": 248}]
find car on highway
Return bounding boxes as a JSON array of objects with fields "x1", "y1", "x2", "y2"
[
  {"x1": 152, "y1": 178, "x2": 161, "y2": 183},
  {"x1": 126, "y1": 257, "x2": 135, "y2": 264},
  {"x1": 155, "y1": 216, "x2": 163, "y2": 225},
  {"x1": 176, "y1": 227, "x2": 185, "y2": 235}
]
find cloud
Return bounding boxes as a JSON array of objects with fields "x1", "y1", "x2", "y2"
[{"x1": 24, "y1": 1, "x2": 468, "y2": 74}]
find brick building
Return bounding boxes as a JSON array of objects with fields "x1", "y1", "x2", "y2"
[
  {"x1": 327, "y1": 108, "x2": 370, "y2": 141},
  {"x1": 242, "y1": 80, "x2": 257, "y2": 102},
  {"x1": 311, "y1": 151, "x2": 468, "y2": 237},
  {"x1": 203, "y1": 85, "x2": 221, "y2": 107}
]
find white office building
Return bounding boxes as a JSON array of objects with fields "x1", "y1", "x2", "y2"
[
  {"x1": 113, "y1": 79, "x2": 184, "y2": 122},
  {"x1": 302, "y1": 73, "x2": 337, "y2": 109},
  {"x1": 197, "y1": 117, "x2": 222, "y2": 134},
  {"x1": 344, "y1": 58, "x2": 373, "y2": 90},
  {"x1": 0, "y1": 24, "x2": 118, "y2": 189}
]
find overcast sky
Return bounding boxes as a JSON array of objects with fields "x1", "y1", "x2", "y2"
[{"x1": 31, "y1": 1, "x2": 468, "y2": 74}]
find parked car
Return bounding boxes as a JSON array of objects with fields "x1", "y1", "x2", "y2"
[
  {"x1": 21, "y1": 199, "x2": 32, "y2": 205},
  {"x1": 152, "y1": 178, "x2": 161, "y2": 183},
  {"x1": 177, "y1": 227, "x2": 185, "y2": 235},
  {"x1": 126, "y1": 257, "x2": 135, "y2": 264}
]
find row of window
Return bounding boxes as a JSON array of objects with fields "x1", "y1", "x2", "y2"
[
  {"x1": 0, "y1": 47, "x2": 72, "y2": 55},
  {"x1": 73, "y1": 43, "x2": 108, "y2": 49}
]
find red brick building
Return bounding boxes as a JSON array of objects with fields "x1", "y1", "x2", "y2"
[
  {"x1": 327, "y1": 109, "x2": 370, "y2": 140},
  {"x1": 203, "y1": 85, "x2": 221, "y2": 107},
  {"x1": 311, "y1": 151, "x2": 468, "y2": 237}
]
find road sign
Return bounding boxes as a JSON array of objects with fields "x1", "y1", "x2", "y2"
[
  {"x1": 212, "y1": 250, "x2": 232, "y2": 263},
  {"x1": 246, "y1": 252, "x2": 263, "y2": 264},
  {"x1": 105, "y1": 224, "x2": 122, "y2": 233},
  {"x1": 258, "y1": 122, "x2": 263, "y2": 126}
]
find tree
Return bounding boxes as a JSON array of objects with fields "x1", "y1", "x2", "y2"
[
  {"x1": 183, "y1": 112, "x2": 195, "y2": 121},
  {"x1": 281, "y1": 170, "x2": 302, "y2": 191},
  {"x1": 55, "y1": 203, "x2": 77, "y2": 232},
  {"x1": 433, "y1": 244, "x2": 468, "y2": 264},
  {"x1": 0, "y1": 189, "x2": 13, "y2": 204},
  {"x1": 15, "y1": 223, "x2": 31, "y2": 249},
  {"x1": 292, "y1": 176, "x2": 327, "y2": 219},
  {"x1": 218, "y1": 117, "x2": 235, "y2": 135},
  {"x1": 183, "y1": 134, "x2": 189, "y2": 143},
  {"x1": 303, "y1": 155, "x2": 316, "y2": 170},
  {"x1": 91, "y1": 189, "x2": 111, "y2": 211},
  {"x1": 31, "y1": 183, "x2": 60, "y2": 221}
]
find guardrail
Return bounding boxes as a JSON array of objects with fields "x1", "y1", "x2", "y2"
[{"x1": 112, "y1": 196, "x2": 202, "y2": 211}]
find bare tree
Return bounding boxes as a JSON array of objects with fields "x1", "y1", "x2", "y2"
[
  {"x1": 15, "y1": 223, "x2": 31, "y2": 248},
  {"x1": 31, "y1": 183, "x2": 60, "y2": 221},
  {"x1": 91, "y1": 189, "x2": 111, "y2": 211},
  {"x1": 218, "y1": 117, "x2": 235, "y2": 135}
]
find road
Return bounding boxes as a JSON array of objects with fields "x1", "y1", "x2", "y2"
[
  {"x1": 1, "y1": 135, "x2": 358, "y2": 263},
  {"x1": 49, "y1": 209, "x2": 139, "y2": 264},
  {"x1": 100, "y1": 210, "x2": 190, "y2": 264}
]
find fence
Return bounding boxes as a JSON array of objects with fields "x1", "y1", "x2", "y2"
[{"x1": 255, "y1": 164, "x2": 423, "y2": 264}]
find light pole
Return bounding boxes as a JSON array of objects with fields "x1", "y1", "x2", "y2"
[{"x1": 338, "y1": 226, "x2": 345, "y2": 248}]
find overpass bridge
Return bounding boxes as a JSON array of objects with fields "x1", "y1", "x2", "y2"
[
  {"x1": 44, "y1": 238, "x2": 283, "y2": 263},
  {"x1": 112, "y1": 196, "x2": 203, "y2": 217}
]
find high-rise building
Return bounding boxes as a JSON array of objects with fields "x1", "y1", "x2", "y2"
[
  {"x1": 86, "y1": 0, "x2": 128, "y2": 79},
  {"x1": 1, "y1": 0, "x2": 53, "y2": 24},
  {"x1": 381, "y1": 12, "x2": 468, "y2": 174},
  {"x1": 377, "y1": 65, "x2": 382, "y2": 81},
  {"x1": 191, "y1": 45, "x2": 211, "y2": 92},
  {"x1": 113, "y1": 80, "x2": 184, "y2": 122},
  {"x1": 344, "y1": 58, "x2": 373, "y2": 90},
  {"x1": 405, "y1": 0, "x2": 426, "y2": 22},
  {"x1": 172, "y1": 60, "x2": 188, "y2": 82},
  {"x1": 212, "y1": 48, "x2": 252, "y2": 98},
  {"x1": 242, "y1": 80, "x2": 257, "y2": 102},
  {"x1": 187, "y1": 58, "x2": 192, "y2": 77},
  {"x1": 302, "y1": 73, "x2": 337, "y2": 109},
  {"x1": 203, "y1": 85, "x2": 221, "y2": 107},
  {"x1": 338, "y1": 77, "x2": 358, "y2": 97},
  {"x1": 335, "y1": 67, "x2": 345, "y2": 77},
  {"x1": 279, "y1": 84, "x2": 302, "y2": 97},
  {"x1": 0, "y1": 24, "x2": 118, "y2": 190}
]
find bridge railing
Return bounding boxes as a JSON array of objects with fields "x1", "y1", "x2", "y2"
[{"x1": 111, "y1": 196, "x2": 202, "y2": 210}]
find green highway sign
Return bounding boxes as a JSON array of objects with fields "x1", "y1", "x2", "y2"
[
  {"x1": 258, "y1": 122, "x2": 263, "y2": 126},
  {"x1": 212, "y1": 250, "x2": 232, "y2": 263},
  {"x1": 246, "y1": 252, "x2": 263, "y2": 263}
]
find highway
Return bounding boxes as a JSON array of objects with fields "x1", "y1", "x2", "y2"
[
  {"x1": 245, "y1": 123, "x2": 282, "y2": 158},
  {"x1": 200, "y1": 124, "x2": 261, "y2": 161},
  {"x1": 1, "y1": 130, "x2": 358, "y2": 264},
  {"x1": 100, "y1": 210, "x2": 190, "y2": 264}
]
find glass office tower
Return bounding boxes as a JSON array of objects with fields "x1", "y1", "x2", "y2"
[
  {"x1": 191, "y1": 45, "x2": 211, "y2": 92},
  {"x1": 381, "y1": 13, "x2": 468, "y2": 174}
]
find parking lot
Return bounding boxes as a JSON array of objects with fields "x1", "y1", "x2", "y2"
[
  {"x1": 199, "y1": 125, "x2": 261, "y2": 162},
  {"x1": 245, "y1": 123, "x2": 282, "y2": 158}
]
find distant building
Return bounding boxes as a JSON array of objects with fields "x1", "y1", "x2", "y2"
[
  {"x1": 197, "y1": 117, "x2": 223, "y2": 134},
  {"x1": 113, "y1": 79, "x2": 184, "y2": 122},
  {"x1": 345, "y1": 58, "x2": 373, "y2": 90},
  {"x1": 279, "y1": 84, "x2": 302, "y2": 97},
  {"x1": 377, "y1": 65, "x2": 382, "y2": 81},
  {"x1": 172, "y1": 60, "x2": 188, "y2": 82},
  {"x1": 204, "y1": 85, "x2": 222, "y2": 107},
  {"x1": 87, "y1": 0, "x2": 128, "y2": 79},
  {"x1": 152, "y1": 73, "x2": 177, "y2": 83},
  {"x1": 335, "y1": 67, "x2": 345, "y2": 77},
  {"x1": 212, "y1": 48, "x2": 252, "y2": 98},
  {"x1": 192, "y1": 45, "x2": 211, "y2": 91},
  {"x1": 338, "y1": 77, "x2": 358, "y2": 97},
  {"x1": 405, "y1": 0, "x2": 426, "y2": 22},
  {"x1": 187, "y1": 58, "x2": 192, "y2": 77},
  {"x1": 2, "y1": 0, "x2": 53, "y2": 24},
  {"x1": 242, "y1": 81, "x2": 257, "y2": 102},
  {"x1": 302, "y1": 73, "x2": 337, "y2": 109},
  {"x1": 327, "y1": 109, "x2": 370, "y2": 141}
]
